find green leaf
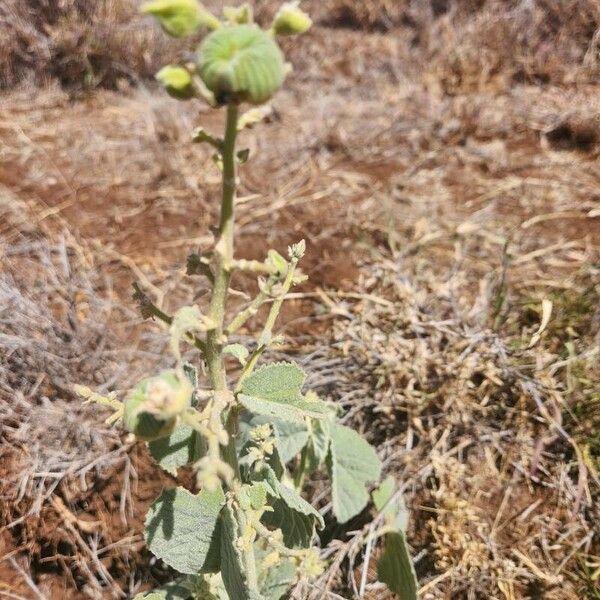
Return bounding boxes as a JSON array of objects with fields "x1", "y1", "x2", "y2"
[
  {"x1": 223, "y1": 3, "x2": 253, "y2": 24},
  {"x1": 271, "y1": 419, "x2": 309, "y2": 464},
  {"x1": 239, "y1": 482, "x2": 270, "y2": 511},
  {"x1": 372, "y1": 475, "x2": 394, "y2": 511},
  {"x1": 372, "y1": 476, "x2": 409, "y2": 532},
  {"x1": 276, "y1": 482, "x2": 324, "y2": 529},
  {"x1": 261, "y1": 479, "x2": 323, "y2": 548},
  {"x1": 133, "y1": 577, "x2": 194, "y2": 599},
  {"x1": 377, "y1": 532, "x2": 418, "y2": 600},
  {"x1": 145, "y1": 487, "x2": 224, "y2": 575},
  {"x1": 272, "y1": 1, "x2": 312, "y2": 36},
  {"x1": 257, "y1": 465, "x2": 280, "y2": 497},
  {"x1": 238, "y1": 363, "x2": 329, "y2": 423},
  {"x1": 262, "y1": 497, "x2": 315, "y2": 549},
  {"x1": 197, "y1": 574, "x2": 229, "y2": 600},
  {"x1": 306, "y1": 418, "x2": 330, "y2": 470},
  {"x1": 258, "y1": 555, "x2": 296, "y2": 600},
  {"x1": 327, "y1": 424, "x2": 382, "y2": 523},
  {"x1": 266, "y1": 249, "x2": 287, "y2": 274},
  {"x1": 148, "y1": 422, "x2": 205, "y2": 476},
  {"x1": 224, "y1": 343, "x2": 249, "y2": 366},
  {"x1": 220, "y1": 505, "x2": 264, "y2": 600}
]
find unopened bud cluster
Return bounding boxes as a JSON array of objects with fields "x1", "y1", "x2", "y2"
[{"x1": 142, "y1": 0, "x2": 312, "y2": 105}]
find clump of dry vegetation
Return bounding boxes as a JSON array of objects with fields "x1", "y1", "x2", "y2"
[
  {"x1": 3, "y1": 1, "x2": 599, "y2": 91},
  {"x1": 425, "y1": 0, "x2": 600, "y2": 93},
  {"x1": 0, "y1": 0, "x2": 183, "y2": 88},
  {"x1": 0, "y1": 194, "x2": 177, "y2": 597}
]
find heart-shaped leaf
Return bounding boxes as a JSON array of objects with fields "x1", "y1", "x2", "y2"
[{"x1": 327, "y1": 424, "x2": 381, "y2": 523}]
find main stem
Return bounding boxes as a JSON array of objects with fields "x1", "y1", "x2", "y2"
[
  {"x1": 204, "y1": 103, "x2": 259, "y2": 592},
  {"x1": 206, "y1": 102, "x2": 238, "y2": 391}
]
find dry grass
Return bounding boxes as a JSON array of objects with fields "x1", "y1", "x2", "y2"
[
  {"x1": 0, "y1": 0, "x2": 599, "y2": 598},
  {"x1": 2, "y1": 1, "x2": 599, "y2": 91},
  {"x1": 425, "y1": 0, "x2": 600, "y2": 93},
  {"x1": 0, "y1": 193, "x2": 178, "y2": 597},
  {"x1": 0, "y1": 0, "x2": 184, "y2": 88}
]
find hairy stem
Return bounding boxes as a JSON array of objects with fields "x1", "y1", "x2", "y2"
[
  {"x1": 203, "y1": 103, "x2": 260, "y2": 593},
  {"x1": 205, "y1": 103, "x2": 239, "y2": 390},
  {"x1": 224, "y1": 275, "x2": 277, "y2": 337},
  {"x1": 133, "y1": 282, "x2": 207, "y2": 353},
  {"x1": 236, "y1": 258, "x2": 299, "y2": 390}
]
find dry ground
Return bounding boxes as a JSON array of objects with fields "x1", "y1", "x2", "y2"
[{"x1": 1, "y1": 1, "x2": 599, "y2": 599}]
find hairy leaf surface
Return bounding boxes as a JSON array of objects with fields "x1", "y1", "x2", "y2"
[
  {"x1": 258, "y1": 554, "x2": 296, "y2": 600},
  {"x1": 261, "y1": 479, "x2": 323, "y2": 548},
  {"x1": 276, "y1": 482, "x2": 324, "y2": 529},
  {"x1": 306, "y1": 418, "x2": 330, "y2": 470},
  {"x1": 327, "y1": 424, "x2": 382, "y2": 523},
  {"x1": 133, "y1": 576, "x2": 193, "y2": 599},
  {"x1": 377, "y1": 532, "x2": 418, "y2": 600},
  {"x1": 372, "y1": 475, "x2": 409, "y2": 532},
  {"x1": 262, "y1": 497, "x2": 315, "y2": 548},
  {"x1": 220, "y1": 504, "x2": 264, "y2": 600},
  {"x1": 224, "y1": 343, "x2": 249, "y2": 366},
  {"x1": 271, "y1": 419, "x2": 309, "y2": 463},
  {"x1": 145, "y1": 487, "x2": 224, "y2": 574},
  {"x1": 148, "y1": 423, "x2": 204, "y2": 475},
  {"x1": 238, "y1": 363, "x2": 328, "y2": 422}
]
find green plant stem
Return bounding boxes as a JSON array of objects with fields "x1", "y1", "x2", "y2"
[
  {"x1": 293, "y1": 445, "x2": 309, "y2": 490},
  {"x1": 203, "y1": 102, "x2": 260, "y2": 594},
  {"x1": 203, "y1": 103, "x2": 240, "y2": 480},
  {"x1": 260, "y1": 257, "x2": 298, "y2": 339},
  {"x1": 251, "y1": 518, "x2": 307, "y2": 560},
  {"x1": 133, "y1": 282, "x2": 207, "y2": 353},
  {"x1": 224, "y1": 275, "x2": 277, "y2": 337},
  {"x1": 231, "y1": 258, "x2": 279, "y2": 274},
  {"x1": 236, "y1": 258, "x2": 299, "y2": 390},
  {"x1": 235, "y1": 502, "x2": 259, "y2": 591},
  {"x1": 205, "y1": 102, "x2": 239, "y2": 391}
]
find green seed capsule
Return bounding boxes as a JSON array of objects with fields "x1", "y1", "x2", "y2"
[
  {"x1": 123, "y1": 371, "x2": 192, "y2": 441},
  {"x1": 197, "y1": 24, "x2": 286, "y2": 105}
]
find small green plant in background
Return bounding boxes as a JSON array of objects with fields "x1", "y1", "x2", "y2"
[{"x1": 77, "y1": 2, "x2": 417, "y2": 598}]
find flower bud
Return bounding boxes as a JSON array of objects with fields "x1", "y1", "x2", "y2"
[
  {"x1": 197, "y1": 24, "x2": 285, "y2": 105},
  {"x1": 223, "y1": 3, "x2": 253, "y2": 24},
  {"x1": 156, "y1": 65, "x2": 195, "y2": 99},
  {"x1": 272, "y1": 2, "x2": 312, "y2": 36},
  {"x1": 142, "y1": 0, "x2": 220, "y2": 38},
  {"x1": 123, "y1": 371, "x2": 192, "y2": 441}
]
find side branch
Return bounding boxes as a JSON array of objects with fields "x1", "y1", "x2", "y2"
[{"x1": 133, "y1": 282, "x2": 207, "y2": 354}]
